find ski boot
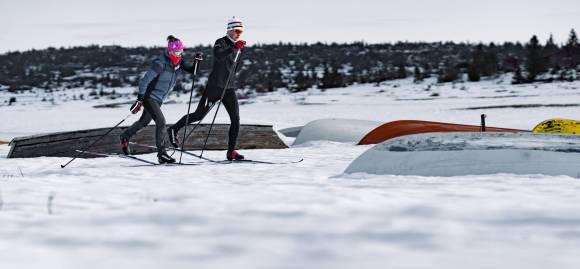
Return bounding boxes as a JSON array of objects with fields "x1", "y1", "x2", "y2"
[
  {"x1": 158, "y1": 151, "x2": 176, "y2": 164},
  {"x1": 120, "y1": 136, "x2": 131, "y2": 155},
  {"x1": 227, "y1": 150, "x2": 245, "y2": 161},
  {"x1": 167, "y1": 127, "x2": 180, "y2": 148}
]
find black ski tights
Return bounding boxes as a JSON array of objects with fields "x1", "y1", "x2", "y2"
[
  {"x1": 172, "y1": 89, "x2": 240, "y2": 150},
  {"x1": 122, "y1": 98, "x2": 167, "y2": 154}
]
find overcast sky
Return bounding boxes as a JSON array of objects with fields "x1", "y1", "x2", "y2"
[{"x1": 0, "y1": 0, "x2": 579, "y2": 52}]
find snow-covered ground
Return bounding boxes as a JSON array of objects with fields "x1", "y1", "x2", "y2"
[{"x1": 1, "y1": 77, "x2": 580, "y2": 268}]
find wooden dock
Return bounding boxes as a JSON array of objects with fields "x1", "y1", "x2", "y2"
[{"x1": 7, "y1": 124, "x2": 288, "y2": 158}]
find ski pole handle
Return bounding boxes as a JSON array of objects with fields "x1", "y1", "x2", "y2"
[
  {"x1": 193, "y1": 52, "x2": 203, "y2": 76},
  {"x1": 194, "y1": 52, "x2": 203, "y2": 61}
]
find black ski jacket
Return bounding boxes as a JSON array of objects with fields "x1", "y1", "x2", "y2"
[{"x1": 206, "y1": 36, "x2": 243, "y2": 100}]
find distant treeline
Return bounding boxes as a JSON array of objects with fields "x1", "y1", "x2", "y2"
[{"x1": 1, "y1": 29, "x2": 579, "y2": 95}]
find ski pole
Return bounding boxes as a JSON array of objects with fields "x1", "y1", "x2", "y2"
[
  {"x1": 200, "y1": 49, "x2": 242, "y2": 158},
  {"x1": 480, "y1": 114, "x2": 487, "y2": 132},
  {"x1": 60, "y1": 113, "x2": 132, "y2": 168},
  {"x1": 179, "y1": 52, "x2": 204, "y2": 164}
]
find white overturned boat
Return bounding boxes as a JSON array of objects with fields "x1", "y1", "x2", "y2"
[
  {"x1": 292, "y1": 118, "x2": 382, "y2": 146},
  {"x1": 345, "y1": 132, "x2": 580, "y2": 178}
]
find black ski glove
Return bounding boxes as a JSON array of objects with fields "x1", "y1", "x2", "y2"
[{"x1": 130, "y1": 100, "x2": 142, "y2": 114}]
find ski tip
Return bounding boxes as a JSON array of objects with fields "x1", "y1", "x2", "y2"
[{"x1": 60, "y1": 164, "x2": 65, "y2": 168}]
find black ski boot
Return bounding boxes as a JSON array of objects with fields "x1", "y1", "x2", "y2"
[
  {"x1": 158, "y1": 151, "x2": 176, "y2": 164},
  {"x1": 227, "y1": 150, "x2": 245, "y2": 161},
  {"x1": 167, "y1": 127, "x2": 180, "y2": 148},
  {"x1": 120, "y1": 136, "x2": 131, "y2": 155}
]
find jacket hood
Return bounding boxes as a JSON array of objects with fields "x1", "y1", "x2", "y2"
[{"x1": 159, "y1": 51, "x2": 172, "y2": 65}]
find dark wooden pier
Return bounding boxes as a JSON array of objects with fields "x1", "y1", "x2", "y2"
[{"x1": 7, "y1": 124, "x2": 288, "y2": 158}]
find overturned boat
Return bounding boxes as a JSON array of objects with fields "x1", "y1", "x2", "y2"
[
  {"x1": 358, "y1": 120, "x2": 525, "y2": 145},
  {"x1": 8, "y1": 124, "x2": 288, "y2": 158},
  {"x1": 345, "y1": 132, "x2": 580, "y2": 178}
]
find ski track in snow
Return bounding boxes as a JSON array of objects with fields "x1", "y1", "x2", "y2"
[{"x1": 1, "y1": 77, "x2": 580, "y2": 268}]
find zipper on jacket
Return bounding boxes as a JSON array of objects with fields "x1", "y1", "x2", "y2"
[{"x1": 167, "y1": 66, "x2": 177, "y2": 100}]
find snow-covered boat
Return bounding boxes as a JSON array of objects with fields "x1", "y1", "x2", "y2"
[
  {"x1": 292, "y1": 118, "x2": 382, "y2": 146},
  {"x1": 345, "y1": 132, "x2": 580, "y2": 177}
]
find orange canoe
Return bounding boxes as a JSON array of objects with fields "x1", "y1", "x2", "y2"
[{"x1": 358, "y1": 120, "x2": 527, "y2": 145}]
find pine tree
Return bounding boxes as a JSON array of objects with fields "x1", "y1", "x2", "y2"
[
  {"x1": 396, "y1": 64, "x2": 407, "y2": 79},
  {"x1": 309, "y1": 68, "x2": 318, "y2": 85},
  {"x1": 438, "y1": 66, "x2": 459, "y2": 83},
  {"x1": 512, "y1": 66, "x2": 525, "y2": 84},
  {"x1": 566, "y1": 29, "x2": 578, "y2": 47},
  {"x1": 469, "y1": 44, "x2": 484, "y2": 81},
  {"x1": 269, "y1": 69, "x2": 284, "y2": 92},
  {"x1": 468, "y1": 64, "x2": 481, "y2": 82},
  {"x1": 293, "y1": 71, "x2": 313, "y2": 92},
  {"x1": 483, "y1": 43, "x2": 499, "y2": 76},
  {"x1": 320, "y1": 64, "x2": 333, "y2": 89},
  {"x1": 545, "y1": 34, "x2": 557, "y2": 50},
  {"x1": 565, "y1": 29, "x2": 579, "y2": 69},
  {"x1": 525, "y1": 35, "x2": 546, "y2": 82},
  {"x1": 544, "y1": 34, "x2": 559, "y2": 69},
  {"x1": 422, "y1": 63, "x2": 432, "y2": 78},
  {"x1": 330, "y1": 66, "x2": 344, "y2": 88},
  {"x1": 413, "y1": 66, "x2": 423, "y2": 83},
  {"x1": 320, "y1": 62, "x2": 344, "y2": 89}
]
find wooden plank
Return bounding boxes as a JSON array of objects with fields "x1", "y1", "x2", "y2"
[{"x1": 7, "y1": 124, "x2": 287, "y2": 158}]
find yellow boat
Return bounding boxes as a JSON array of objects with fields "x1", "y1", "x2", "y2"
[{"x1": 532, "y1": 118, "x2": 580, "y2": 134}]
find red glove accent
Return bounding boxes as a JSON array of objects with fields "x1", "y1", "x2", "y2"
[
  {"x1": 130, "y1": 100, "x2": 142, "y2": 114},
  {"x1": 235, "y1": 40, "x2": 246, "y2": 49}
]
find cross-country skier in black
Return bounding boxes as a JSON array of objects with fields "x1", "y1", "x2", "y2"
[
  {"x1": 167, "y1": 17, "x2": 247, "y2": 161},
  {"x1": 120, "y1": 35, "x2": 197, "y2": 164}
]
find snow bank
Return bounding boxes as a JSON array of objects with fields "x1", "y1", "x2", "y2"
[
  {"x1": 293, "y1": 118, "x2": 382, "y2": 146},
  {"x1": 345, "y1": 132, "x2": 580, "y2": 177}
]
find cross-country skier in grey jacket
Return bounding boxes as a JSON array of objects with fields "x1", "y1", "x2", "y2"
[{"x1": 120, "y1": 35, "x2": 196, "y2": 164}]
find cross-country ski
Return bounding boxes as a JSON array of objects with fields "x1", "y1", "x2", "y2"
[
  {"x1": 75, "y1": 149, "x2": 205, "y2": 167},
  {"x1": 130, "y1": 142, "x2": 304, "y2": 165}
]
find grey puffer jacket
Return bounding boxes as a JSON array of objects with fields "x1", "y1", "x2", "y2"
[{"x1": 138, "y1": 51, "x2": 195, "y2": 103}]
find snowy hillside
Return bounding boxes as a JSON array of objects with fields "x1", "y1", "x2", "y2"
[{"x1": 1, "y1": 77, "x2": 580, "y2": 268}]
